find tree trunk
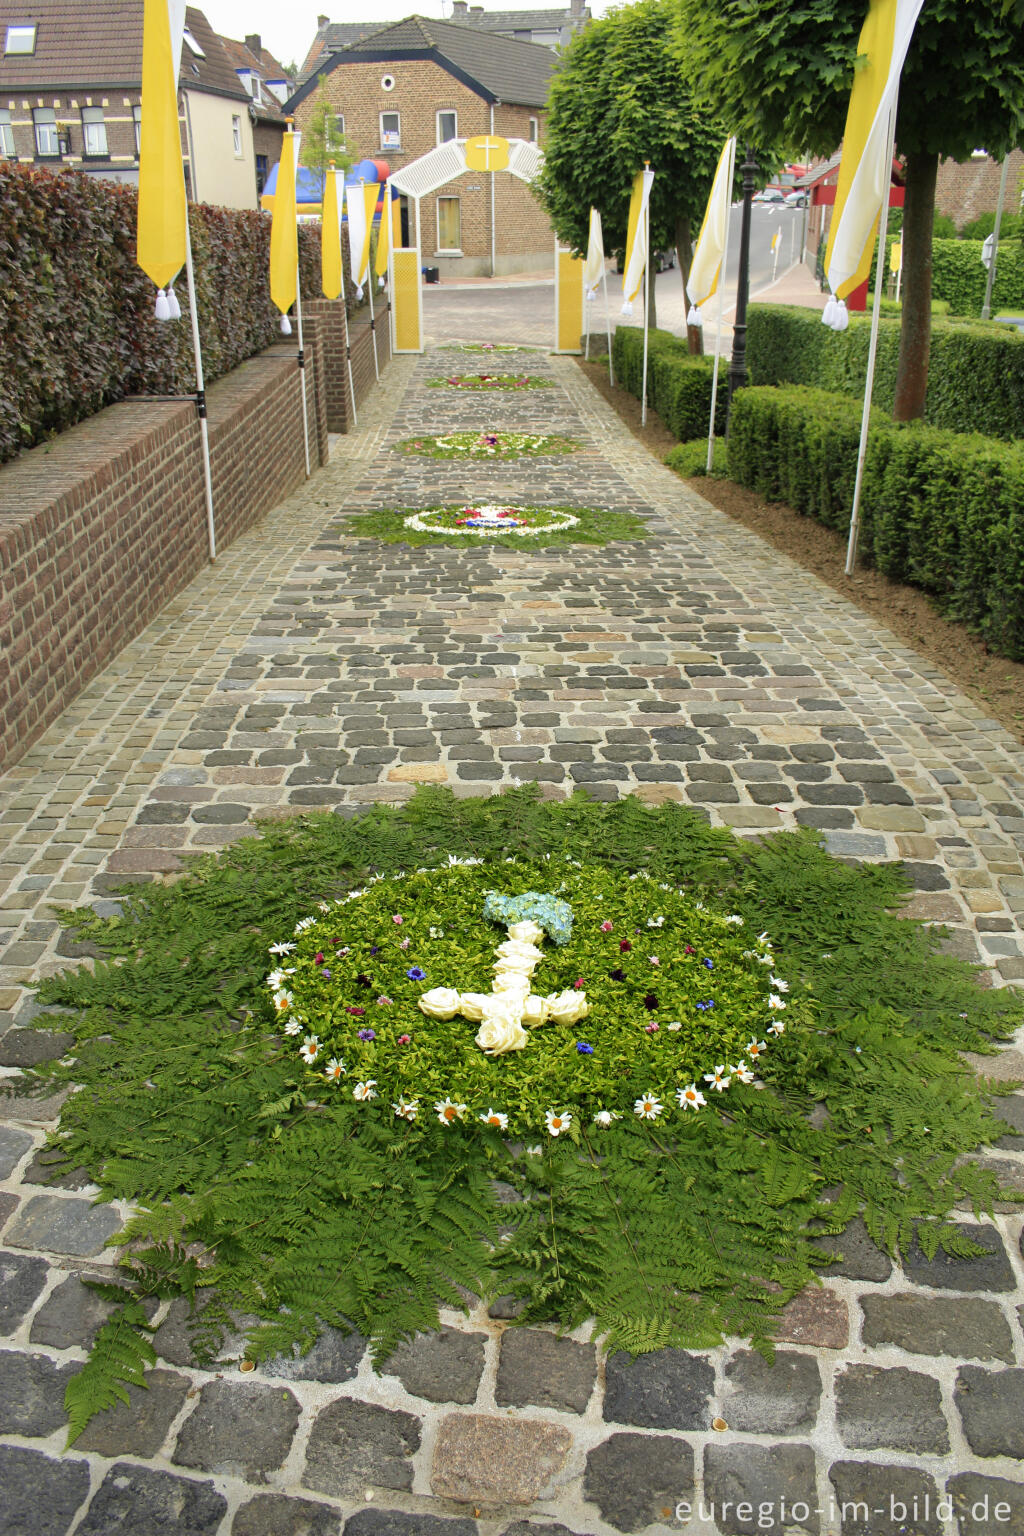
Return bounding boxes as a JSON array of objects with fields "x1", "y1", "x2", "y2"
[
  {"x1": 893, "y1": 148, "x2": 938, "y2": 421},
  {"x1": 675, "y1": 214, "x2": 703, "y2": 355}
]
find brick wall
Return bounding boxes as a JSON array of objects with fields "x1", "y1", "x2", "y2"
[
  {"x1": 305, "y1": 297, "x2": 393, "y2": 432},
  {"x1": 935, "y1": 150, "x2": 1023, "y2": 230},
  {"x1": 0, "y1": 302, "x2": 379, "y2": 771}
]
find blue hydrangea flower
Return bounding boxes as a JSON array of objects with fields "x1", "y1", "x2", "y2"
[{"x1": 482, "y1": 890, "x2": 573, "y2": 944}]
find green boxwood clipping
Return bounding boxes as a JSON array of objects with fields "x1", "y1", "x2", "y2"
[
  {"x1": 22, "y1": 788, "x2": 1022, "y2": 1443},
  {"x1": 393, "y1": 431, "x2": 582, "y2": 459}
]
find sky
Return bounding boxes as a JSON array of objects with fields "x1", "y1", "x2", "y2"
[{"x1": 197, "y1": 0, "x2": 613, "y2": 70}]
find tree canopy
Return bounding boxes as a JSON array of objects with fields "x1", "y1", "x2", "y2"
[{"x1": 300, "y1": 77, "x2": 354, "y2": 192}]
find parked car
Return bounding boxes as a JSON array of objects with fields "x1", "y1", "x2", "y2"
[
  {"x1": 752, "y1": 187, "x2": 785, "y2": 204},
  {"x1": 784, "y1": 190, "x2": 808, "y2": 208},
  {"x1": 653, "y1": 249, "x2": 676, "y2": 272}
]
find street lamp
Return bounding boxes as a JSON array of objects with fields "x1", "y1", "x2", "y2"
[{"x1": 727, "y1": 144, "x2": 758, "y2": 413}]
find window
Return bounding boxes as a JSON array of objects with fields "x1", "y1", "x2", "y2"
[
  {"x1": 0, "y1": 109, "x2": 14, "y2": 157},
  {"x1": 436, "y1": 110, "x2": 457, "y2": 144},
  {"x1": 33, "y1": 106, "x2": 58, "y2": 157},
  {"x1": 182, "y1": 27, "x2": 205, "y2": 57},
  {"x1": 255, "y1": 153, "x2": 268, "y2": 195},
  {"x1": 380, "y1": 110, "x2": 400, "y2": 149},
  {"x1": 333, "y1": 113, "x2": 345, "y2": 138},
  {"x1": 232, "y1": 114, "x2": 242, "y2": 155},
  {"x1": 133, "y1": 103, "x2": 142, "y2": 155},
  {"x1": 528, "y1": 116, "x2": 538, "y2": 143},
  {"x1": 81, "y1": 105, "x2": 107, "y2": 156},
  {"x1": 5, "y1": 24, "x2": 36, "y2": 54},
  {"x1": 437, "y1": 195, "x2": 461, "y2": 252}
]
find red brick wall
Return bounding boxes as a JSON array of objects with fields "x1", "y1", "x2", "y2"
[
  {"x1": 935, "y1": 150, "x2": 1023, "y2": 230},
  {"x1": 305, "y1": 298, "x2": 393, "y2": 432},
  {"x1": 0, "y1": 328, "x2": 338, "y2": 772}
]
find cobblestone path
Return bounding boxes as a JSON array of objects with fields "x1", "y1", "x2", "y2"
[{"x1": 1, "y1": 342, "x2": 1023, "y2": 1536}]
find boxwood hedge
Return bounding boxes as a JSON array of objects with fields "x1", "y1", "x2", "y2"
[{"x1": 612, "y1": 325, "x2": 727, "y2": 442}]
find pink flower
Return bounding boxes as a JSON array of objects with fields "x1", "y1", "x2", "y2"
[
  {"x1": 645, "y1": 1022, "x2": 659, "y2": 1034},
  {"x1": 377, "y1": 995, "x2": 393, "y2": 1006},
  {"x1": 573, "y1": 977, "x2": 585, "y2": 990},
  {"x1": 600, "y1": 921, "x2": 614, "y2": 932},
  {"x1": 392, "y1": 914, "x2": 404, "y2": 925},
  {"x1": 400, "y1": 937, "x2": 411, "y2": 949},
  {"x1": 397, "y1": 1034, "x2": 412, "y2": 1045}
]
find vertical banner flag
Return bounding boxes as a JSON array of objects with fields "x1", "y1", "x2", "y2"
[
  {"x1": 823, "y1": 0, "x2": 924, "y2": 328},
  {"x1": 375, "y1": 183, "x2": 392, "y2": 288},
  {"x1": 346, "y1": 181, "x2": 376, "y2": 298},
  {"x1": 137, "y1": 0, "x2": 187, "y2": 316},
  {"x1": 321, "y1": 166, "x2": 343, "y2": 300},
  {"x1": 620, "y1": 166, "x2": 655, "y2": 316},
  {"x1": 270, "y1": 125, "x2": 300, "y2": 331},
  {"x1": 686, "y1": 136, "x2": 736, "y2": 326},
  {"x1": 583, "y1": 207, "x2": 605, "y2": 301}
]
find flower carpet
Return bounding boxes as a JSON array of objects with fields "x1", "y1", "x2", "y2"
[
  {"x1": 393, "y1": 430, "x2": 582, "y2": 459},
  {"x1": 428, "y1": 373, "x2": 556, "y2": 391}
]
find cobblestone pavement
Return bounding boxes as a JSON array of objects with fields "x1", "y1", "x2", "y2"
[{"x1": 1, "y1": 339, "x2": 1023, "y2": 1536}]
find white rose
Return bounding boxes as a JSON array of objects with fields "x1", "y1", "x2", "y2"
[
  {"x1": 458, "y1": 992, "x2": 490, "y2": 1021},
  {"x1": 521, "y1": 993, "x2": 549, "y2": 1028},
  {"x1": 545, "y1": 989, "x2": 589, "y2": 1025},
  {"x1": 492, "y1": 972, "x2": 532, "y2": 996},
  {"x1": 508, "y1": 920, "x2": 545, "y2": 945},
  {"x1": 476, "y1": 1015, "x2": 529, "y2": 1055},
  {"x1": 496, "y1": 939, "x2": 544, "y2": 966},
  {"x1": 494, "y1": 958, "x2": 537, "y2": 982},
  {"x1": 418, "y1": 987, "x2": 462, "y2": 1020},
  {"x1": 480, "y1": 993, "x2": 525, "y2": 1025}
]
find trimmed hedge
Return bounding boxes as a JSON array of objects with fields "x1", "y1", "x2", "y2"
[
  {"x1": 612, "y1": 325, "x2": 727, "y2": 442},
  {"x1": 664, "y1": 437, "x2": 728, "y2": 478},
  {"x1": 747, "y1": 304, "x2": 1024, "y2": 440},
  {"x1": 727, "y1": 385, "x2": 1024, "y2": 659},
  {"x1": 0, "y1": 162, "x2": 353, "y2": 464},
  {"x1": 932, "y1": 238, "x2": 1024, "y2": 317}
]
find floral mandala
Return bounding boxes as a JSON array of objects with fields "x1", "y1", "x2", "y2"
[
  {"x1": 427, "y1": 373, "x2": 555, "y2": 390},
  {"x1": 393, "y1": 431, "x2": 581, "y2": 459},
  {"x1": 266, "y1": 859, "x2": 797, "y2": 1136},
  {"x1": 402, "y1": 505, "x2": 579, "y2": 537}
]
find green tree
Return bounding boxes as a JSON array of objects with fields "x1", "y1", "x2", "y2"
[
  {"x1": 538, "y1": 0, "x2": 730, "y2": 350},
  {"x1": 675, "y1": 0, "x2": 1024, "y2": 419},
  {"x1": 300, "y1": 76, "x2": 354, "y2": 194}
]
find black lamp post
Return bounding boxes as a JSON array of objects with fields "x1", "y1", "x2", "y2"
[{"x1": 727, "y1": 144, "x2": 758, "y2": 413}]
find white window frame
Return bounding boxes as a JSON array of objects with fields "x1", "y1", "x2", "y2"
[
  {"x1": 528, "y1": 116, "x2": 539, "y2": 143},
  {"x1": 33, "y1": 107, "x2": 59, "y2": 157},
  {"x1": 232, "y1": 113, "x2": 242, "y2": 156},
  {"x1": 133, "y1": 103, "x2": 142, "y2": 155},
  {"x1": 81, "y1": 105, "x2": 107, "y2": 157},
  {"x1": 333, "y1": 112, "x2": 345, "y2": 138},
  {"x1": 5, "y1": 24, "x2": 36, "y2": 54},
  {"x1": 182, "y1": 27, "x2": 205, "y2": 57},
  {"x1": 436, "y1": 194, "x2": 462, "y2": 254},
  {"x1": 380, "y1": 110, "x2": 400, "y2": 149},
  {"x1": 0, "y1": 109, "x2": 15, "y2": 157},
  {"x1": 436, "y1": 109, "x2": 457, "y2": 145}
]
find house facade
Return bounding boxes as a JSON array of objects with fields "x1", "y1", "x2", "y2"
[
  {"x1": 218, "y1": 31, "x2": 290, "y2": 199},
  {"x1": 0, "y1": 0, "x2": 272, "y2": 208},
  {"x1": 288, "y1": 16, "x2": 557, "y2": 278}
]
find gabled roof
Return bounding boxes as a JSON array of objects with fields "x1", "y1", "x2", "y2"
[
  {"x1": 300, "y1": 20, "x2": 383, "y2": 79},
  {"x1": 456, "y1": 8, "x2": 583, "y2": 31},
  {"x1": 290, "y1": 14, "x2": 555, "y2": 111},
  {"x1": 0, "y1": 0, "x2": 248, "y2": 99},
  {"x1": 220, "y1": 33, "x2": 288, "y2": 121}
]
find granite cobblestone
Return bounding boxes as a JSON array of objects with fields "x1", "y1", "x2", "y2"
[{"x1": 1, "y1": 329, "x2": 1023, "y2": 1532}]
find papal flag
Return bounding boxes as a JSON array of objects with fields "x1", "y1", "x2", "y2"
[
  {"x1": 620, "y1": 166, "x2": 655, "y2": 316},
  {"x1": 375, "y1": 183, "x2": 392, "y2": 287},
  {"x1": 346, "y1": 181, "x2": 377, "y2": 298},
  {"x1": 321, "y1": 166, "x2": 344, "y2": 301},
  {"x1": 824, "y1": 0, "x2": 924, "y2": 307},
  {"x1": 583, "y1": 207, "x2": 605, "y2": 301},
  {"x1": 137, "y1": 0, "x2": 187, "y2": 316},
  {"x1": 686, "y1": 136, "x2": 736, "y2": 326},
  {"x1": 270, "y1": 125, "x2": 300, "y2": 328}
]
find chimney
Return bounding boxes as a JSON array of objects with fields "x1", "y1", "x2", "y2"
[
  {"x1": 451, "y1": 0, "x2": 468, "y2": 13},
  {"x1": 244, "y1": 32, "x2": 261, "y2": 56},
  {"x1": 317, "y1": 13, "x2": 329, "y2": 27},
  {"x1": 469, "y1": 4, "x2": 484, "y2": 15},
  {"x1": 569, "y1": 0, "x2": 584, "y2": 16}
]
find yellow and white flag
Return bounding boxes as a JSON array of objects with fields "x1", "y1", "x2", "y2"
[
  {"x1": 375, "y1": 183, "x2": 392, "y2": 287},
  {"x1": 137, "y1": 0, "x2": 187, "y2": 314},
  {"x1": 269, "y1": 126, "x2": 300, "y2": 326},
  {"x1": 686, "y1": 136, "x2": 736, "y2": 325},
  {"x1": 620, "y1": 167, "x2": 655, "y2": 316},
  {"x1": 583, "y1": 207, "x2": 605, "y2": 301},
  {"x1": 321, "y1": 167, "x2": 344, "y2": 301},
  {"x1": 346, "y1": 182, "x2": 377, "y2": 297},
  {"x1": 824, "y1": 0, "x2": 924, "y2": 305}
]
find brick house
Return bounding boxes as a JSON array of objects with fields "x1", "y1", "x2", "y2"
[
  {"x1": 301, "y1": 2, "x2": 590, "y2": 74},
  {"x1": 288, "y1": 15, "x2": 557, "y2": 277},
  {"x1": 935, "y1": 148, "x2": 1023, "y2": 230},
  {"x1": 0, "y1": 0, "x2": 272, "y2": 207}
]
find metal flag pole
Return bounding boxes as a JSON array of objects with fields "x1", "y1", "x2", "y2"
[
  {"x1": 641, "y1": 161, "x2": 651, "y2": 428},
  {"x1": 182, "y1": 218, "x2": 216, "y2": 560},
  {"x1": 845, "y1": 101, "x2": 897, "y2": 575},
  {"x1": 602, "y1": 263, "x2": 614, "y2": 386},
  {"x1": 706, "y1": 136, "x2": 736, "y2": 474},
  {"x1": 361, "y1": 181, "x2": 381, "y2": 383},
  {"x1": 295, "y1": 239, "x2": 312, "y2": 480}
]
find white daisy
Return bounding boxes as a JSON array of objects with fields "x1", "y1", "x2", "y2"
[
  {"x1": 299, "y1": 1035, "x2": 320, "y2": 1064},
  {"x1": 544, "y1": 1109, "x2": 572, "y2": 1137},
  {"x1": 283, "y1": 1019, "x2": 302, "y2": 1036},
  {"x1": 479, "y1": 1109, "x2": 509, "y2": 1130},
  {"x1": 324, "y1": 1058, "x2": 346, "y2": 1083},
  {"x1": 725, "y1": 914, "x2": 744, "y2": 925},
  {"x1": 435, "y1": 1097, "x2": 467, "y2": 1125},
  {"x1": 703, "y1": 1066, "x2": 731, "y2": 1092},
  {"x1": 747, "y1": 1038, "x2": 768, "y2": 1058},
  {"x1": 268, "y1": 941, "x2": 296, "y2": 956},
  {"x1": 266, "y1": 968, "x2": 294, "y2": 991},
  {"x1": 769, "y1": 975, "x2": 789, "y2": 992},
  {"x1": 524, "y1": 1144, "x2": 544, "y2": 1156},
  {"x1": 352, "y1": 1080, "x2": 377, "y2": 1101},
  {"x1": 732, "y1": 1060, "x2": 755, "y2": 1084},
  {"x1": 272, "y1": 991, "x2": 293, "y2": 1013},
  {"x1": 592, "y1": 1109, "x2": 621, "y2": 1127},
  {"x1": 677, "y1": 1083, "x2": 707, "y2": 1111},
  {"x1": 768, "y1": 1020, "x2": 786, "y2": 1036},
  {"x1": 666, "y1": 1021, "x2": 683, "y2": 1031},
  {"x1": 768, "y1": 994, "x2": 786, "y2": 1011},
  {"x1": 393, "y1": 1098, "x2": 419, "y2": 1120},
  {"x1": 646, "y1": 915, "x2": 665, "y2": 928},
  {"x1": 294, "y1": 916, "x2": 317, "y2": 933},
  {"x1": 634, "y1": 1094, "x2": 663, "y2": 1120}
]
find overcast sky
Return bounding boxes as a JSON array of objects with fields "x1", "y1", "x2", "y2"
[{"x1": 197, "y1": 1, "x2": 614, "y2": 70}]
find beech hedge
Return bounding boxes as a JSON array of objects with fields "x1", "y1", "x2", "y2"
[
  {"x1": 0, "y1": 162, "x2": 352, "y2": 464},
  {"x1": 727, "y1": 385, "x2": 1024, "y2": 660},
  {"x1": 747, "y1": 304, "x2": 1024, "y2": 441},
  {"x1": 612, "y1": 325, "x2": 727, "y2": 443}
]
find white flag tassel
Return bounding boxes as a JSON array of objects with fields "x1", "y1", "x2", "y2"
[
  {"x1": 583, "y1": 207, "x2": 605, "y2": 301},
  {"x1": 833, "y1": 299, "x2": 850, "y2": 331},
  {"x1": 687, "y1": 136, "x2": 736, "y2": 315},
  {"x1": 822, "y1": 296, "x2": 839, "y2": 328},
  {"x1": 823, "y1": 0, "x2": 925, "y2": 305},
  {"x1": 166, "y1": 285, "x2": 181, "y2": 320},
  {"x1": 280, "y1": 313, "x2": 292, "y2": 335},
  {"x1": 154, "y1": 288, "x2": 171, "y2": 321},
  {"x1": 687, "y1": 305, "x2": 702, "y2": 328},
  {"x1": 620, "y1": 168, "x2": 655, "y2": 317}
]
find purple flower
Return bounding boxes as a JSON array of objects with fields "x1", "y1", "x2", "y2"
[
  {"x1": 696, "y1": 998, "x2": 715, "y2": 1012},
  {"x1": 643, "y1": 993, "x2": 658, "y2": 1011},
  {"x1": 703, "y1": 958, "x2": 714, "y2": 970},
  {"x1": 356, "y1": 973, "x2": 373, "y2": 987},
  {"x1": 322, "y1": 968, "x2": 332, "y2": 981},
  {"x1": 357, "y1": 1028, "x2": 376, "y2": 1041},
  {"x1": 369, "y1": 946, "x2": 380, "y2": 956},
  {"x1": 406, "y1": 966, "x2": 426, "y2": 980},
  {"x1": 608, "y1": 968, "x2": 626, "y2": 982},
  {"x1": 619, "y1": 939, "x2": 632, "y2": 953},
  {"x1": 576, "y1": 1042, "x2": 594, "y2": 1055}
]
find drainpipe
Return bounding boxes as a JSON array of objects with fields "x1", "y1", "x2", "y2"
[
  {"x1": 182, "y1": 89, "x2": 197, "y2": 202},
  {"x1": 489, "y1": 100, "x2": 497, "y2": 278}
]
